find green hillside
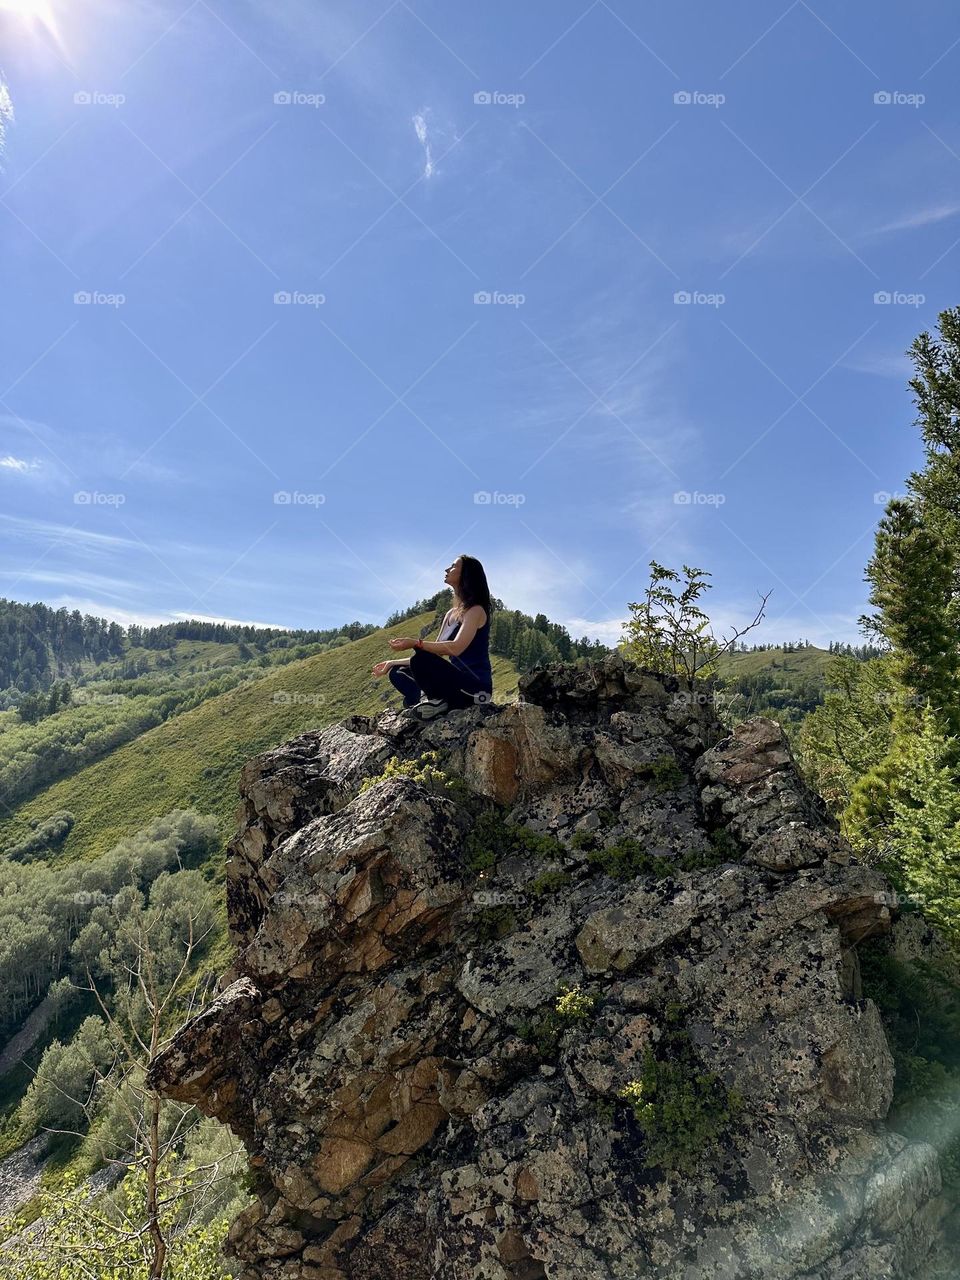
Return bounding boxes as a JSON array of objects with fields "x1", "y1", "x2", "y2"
[
  {"x1": 713, "y1": 644, "x2": 837, "y2": 729},
  {"x1": 0, "y1": 614, "x2": 520, "y2": 866},
  {"x1": 715, "y1": 645, "x2": 835, "y2": 679}
]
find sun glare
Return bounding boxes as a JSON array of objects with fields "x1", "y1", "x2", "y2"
[{"x1": 0, "y1": 0, "x2": 59, "y2": 37}]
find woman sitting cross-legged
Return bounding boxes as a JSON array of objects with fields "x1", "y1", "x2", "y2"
[{"x1": 371, "y1": 554, "x2": 493, "y2": 720}]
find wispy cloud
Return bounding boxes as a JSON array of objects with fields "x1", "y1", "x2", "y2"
[
  {"x1": 491, "y1": 546, "x2": 594, "y2": 618},
  {"x1": 31, "y1": 597, "x2": 179, "y2": 628},
  {"x1": 0, "y1": 512, "x2": 140, "y2": 549},
  {"x1": 172, "y1": 610, "x2": 295, "y2": 629},
  {"x1": 6, "y1": 568, "x2": 149, "y2": 599},
  {"x1": 867, "y1": 201, "x2": 960, "y2": 237},
  {"x1": 413, "y1": 111, "x2": 435, "y2": 179},
  {"x1": 842, "y1": 351, "x2": 913, "y2": 379},
  {"x1": 563, "y1": 615, "x2": 627, "y2": 645},
  {"x1": 0, "y1": 78, "x2": 12, "y2": 157},
  {"x1": 0, "y1": 455, "x2": 42, "y2": 474},
  {"x1": 0, "y1": 512, "x2": 208, "y2": 559}
]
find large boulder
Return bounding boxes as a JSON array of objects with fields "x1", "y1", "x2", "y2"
[{"x1": 148, "y1": 657, "x2": 949, "y2": 1279}]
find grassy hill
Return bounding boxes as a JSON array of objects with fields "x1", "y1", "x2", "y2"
[
  {"x1": 714, "y1": 645, "x2": 835, "y2": 680},
  {"x1": 0, "y1": 614, "x2": 519, "y2": 866},
  {"x1": 713, "y1": 644, "x2": 837, "y2": 730}
]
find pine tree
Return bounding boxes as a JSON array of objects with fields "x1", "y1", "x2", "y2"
[
  {"x1": 860, "y1": 498, "x2": 960, "y2": 735},
  {"x1": 907, "y1": 305, "x2": 960, "y2": 566},
  {"x1": 886, "y1": 705, "x2": 960, "y2": 942}
]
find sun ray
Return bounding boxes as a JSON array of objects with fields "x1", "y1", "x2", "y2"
[{"x1": 0, "y1": 0, "x2": 60, "y2": 42}]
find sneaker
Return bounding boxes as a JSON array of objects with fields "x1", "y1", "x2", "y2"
[{"x1": 413, "y1": 698, "x2": 449, "y2": 721}]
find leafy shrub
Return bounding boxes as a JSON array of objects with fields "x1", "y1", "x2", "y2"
[
  {"x1": 706, "y1": 827, "x2": 741, "y2": 862},
  {"x1": 585, "y1": 835, "x2": 727, "y2": 882},
  {"x1": 571, "y1": 830, "x2": 599, "y2": 852},
  {"x1": 359, "y1": 750, "x2": 466, "y2": 798},
  {"x1": 645, "y1": 754, "x2": 685, "y2": 791},
  {"x1": 462, "y1": 806, "x2": 565, "y2": 874},
  {"x1": 0, "y1": 1153, "x2": 247, "y2": 1278},
  {"x1": 529, "y1": 870, "x2": 571, "y2": 896},
  {"x1": 587, "y1": 838, "x2": 673, "y2": 881},
  {"x1": 517, "y1": 982, "x2": 598, "y2": 1058},
  {"x1": 619, "y1": 1028, "x2": 744, "y2": 1173},
  {"x1": 471, "y1": 906, "x2": 518, "y2": 941},
  {"x1": 6, "y1": 811, "x2": 75, "y2": 863}
]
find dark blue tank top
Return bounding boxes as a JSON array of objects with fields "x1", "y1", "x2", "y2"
[{"x1": 439, "y1": 610, "x2": 492, "y2": 691}]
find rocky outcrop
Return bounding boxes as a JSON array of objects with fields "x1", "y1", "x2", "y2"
[{"x1": 147, "y1": 655, "x2": 950, "y2": 1279}]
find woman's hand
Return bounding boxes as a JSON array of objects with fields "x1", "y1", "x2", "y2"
[
  {"x1": 388, "y1": 636, "x2": 417, "y2": 651},
  {"x1": 371, "y1": 660, "x2": 395, "y2": 677}
]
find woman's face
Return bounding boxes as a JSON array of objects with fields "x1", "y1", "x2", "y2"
[{"x1": 444, "y1": 557, "x2": 463, "y2": 589}]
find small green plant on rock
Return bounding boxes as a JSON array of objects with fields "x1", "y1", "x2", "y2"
[
  {"x1": 529, "y1": 870, "x2": 572, "y2": 896},
  {"x1": 586, "y1": 838, "x2": 673, "y2": 881},
  {"x1": 674, "y1": 842, "x2": 729, "y2": 872},
  {"x1": 462, "y1": 805, "x2": 566, "y2": 875},
  {"x1": 618, "y1": 1030, "x2": 744, "y2": 1174},
  {"x1": 510, "y1": 824, "x2": 567, "y2": 860},
  {"x1": 517, "y1": 982, "x2": 598, "y2": 1058},
  {"x1": 645, "y1": 754, "x2": 685, "y2": 792},
  {"x1": 462, "y1": 806, "x2": 517, "y2": 873},
  {"x1": 555, "y1": 982, "x2": 596, "y2": 1021},
  {"x1": 571, "y1": 829, "x2": 599, "y2": 852},
  {"x1": 360, "y1": 750, "x2": 466, "y2": 797},
  {"x1": 707, "y1": 827, "x2": 742, "y2": 862},
  {"x1": 594, "y1": 1097, "x2": 616, "y2": 1124},
  {"x1": 471, "y1": 905, "x2": 519, "y2": 941},
  {"x1": 582, "y1": 833, "x2": 730, "y2": 882}
]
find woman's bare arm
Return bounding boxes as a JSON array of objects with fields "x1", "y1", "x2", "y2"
[
  {"x1": 387, "y1": 610, "x2": 451, "y2": 667},
  {"x1": 418, "y1": 605, "x2": 485, "y2": 657}
]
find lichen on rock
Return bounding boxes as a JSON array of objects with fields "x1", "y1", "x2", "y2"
[{"x1": 147, "y1": 655, "x2": 951, "y2": 1279}]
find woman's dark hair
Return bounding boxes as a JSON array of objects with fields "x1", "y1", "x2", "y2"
[{"x1": 454, "y1": 554, "x2": 492, "y2": 619}]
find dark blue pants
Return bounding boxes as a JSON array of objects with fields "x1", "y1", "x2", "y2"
[{"x1": 388, "y1": 650, "x2": 488, "y2": 709}]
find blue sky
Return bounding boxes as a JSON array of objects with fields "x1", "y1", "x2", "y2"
[{"x1": 0, "y1": 0, "x2": 958, "y2": 646}]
